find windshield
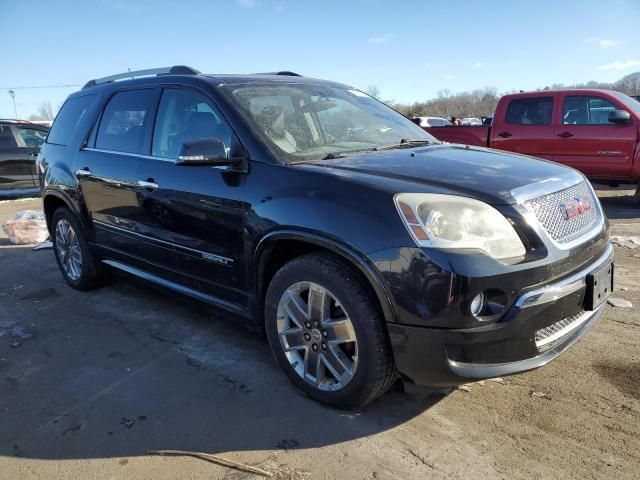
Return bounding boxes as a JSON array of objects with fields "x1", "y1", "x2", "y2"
[
  {"x1": 221, "y1": 83, "x2": 438, "y2": 162},
  {"x1": 611, "y1": 91, "x2": 640, "y2": 117}
]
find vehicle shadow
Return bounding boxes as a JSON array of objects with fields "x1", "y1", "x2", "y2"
[
  {"x1": 0, "y1": 245, "x2": 443, "y2": 463},
  {"x1": 594, "y1": 185, "x2": 639, "y2": 220}
]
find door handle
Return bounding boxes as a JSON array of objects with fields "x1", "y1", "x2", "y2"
[
  {"x1": 29, "y1": 151, "x2": 38, "y2": 157},
  {"x1": 76, "y1": 168, "x2": 92, "y2": 177},
  {"x1": 137, "y1": 180, "x2": 159, "y2": 190},
  {"x1": 557, "y1": 131, "x2": 574, "y2": 138},
  {"x1": 497, "y1": 131, "x2": 512, "y2": 138}
]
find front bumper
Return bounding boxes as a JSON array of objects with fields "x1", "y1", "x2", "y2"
[{"x1": 387, "y1": 242, "x2": 613, "y2": 387}]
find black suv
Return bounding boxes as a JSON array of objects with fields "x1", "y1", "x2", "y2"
[
  {"x1": 1, "y1": 120, "x2": 48, "y2": 197},
  {"x1": 39, "y1": 66, "x2": 613, "y2": 408}
]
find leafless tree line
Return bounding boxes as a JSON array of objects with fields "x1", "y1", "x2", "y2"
[{"x1": 373, "y1": 71, "x2": 640, "y2": 120}]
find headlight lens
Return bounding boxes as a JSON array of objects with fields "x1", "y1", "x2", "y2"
[{"x1": 395, "y1": 193, "x2": 526, "y2": 260}]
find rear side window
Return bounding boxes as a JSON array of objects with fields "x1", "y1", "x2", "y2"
[
  {"x1": 47, "y1": 94, "x2": 96, "y2": 146},
  {"x1": 0, "y1": 125, "x2": 17, "y2": 148},
  {"x1": 563, "y1": 96, "x2": 619, "y2": 125},
  {"x1": 96, "y1": 89, "x2": 155, "y2": 154},
  {"x1": 505, "y1": 97, "x2": 553, "y2": 125}
]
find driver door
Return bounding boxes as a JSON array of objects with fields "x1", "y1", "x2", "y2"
[{"x1": 553, "y1": 94, "x2": 635, "y2": 179}]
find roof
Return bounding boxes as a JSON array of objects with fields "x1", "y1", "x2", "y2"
[
  {"x1": 80, "y1": 65, "x2": 347, "y2": 91},
  {"x1": 0, "y1": 119, "x2": 49, "y2": 129},
  {"x1": 501, "y1": 88, "x2": 621, "y2": 98}
]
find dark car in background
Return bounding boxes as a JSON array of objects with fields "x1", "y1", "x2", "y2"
[
  {"x1": 39, "y1": 66, "x2": 612, "y2": 409},
  {"x1": 0, "y1": 120, "x2": 48, "y2": 197}
]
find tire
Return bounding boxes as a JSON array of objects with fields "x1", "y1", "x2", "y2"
[
  {"x1": 265, "y1": 252, "x2": 397, "y2": 409},
  {"x1": 51, "y1": 207, "x2": 106, "y2": 290}
]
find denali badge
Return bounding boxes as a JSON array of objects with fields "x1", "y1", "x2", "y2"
[
  {"x1": 201, "y1": 252, "x2": 232, "y2": 265},
  {"x1": 561, "y1": 196, "x2": 592, "y2": 220}
]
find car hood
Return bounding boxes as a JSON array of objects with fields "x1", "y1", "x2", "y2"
[{"x1": 296, "y1": 144, "x2": 579, "y2": 205}]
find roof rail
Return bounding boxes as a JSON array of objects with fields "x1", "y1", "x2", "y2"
[
  {"x1": 255, "y1": 71, "x2": 303, "y2": 77},
  {"x1": 0, "y1": 118, "x2": 36, "y2": 124},
  {"x1": 82, "y1": 65, "x2": 200, "y2": 90}
]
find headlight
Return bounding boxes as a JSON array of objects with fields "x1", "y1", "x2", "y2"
[{"x1": 395, "y1": 193, "x2": 526, "y2": 260}]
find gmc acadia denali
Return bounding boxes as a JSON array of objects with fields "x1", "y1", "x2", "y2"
[{"x1": 38, "y1": 66, "x2": 613, "y2": 409}]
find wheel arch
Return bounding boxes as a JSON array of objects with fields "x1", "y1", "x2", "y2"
[
  {"x1": 253, "y1": 231, "x2": 398, "y2": 325},
  {"x1": 42, "y1": 189, "x2": 85, "y2": 236}
]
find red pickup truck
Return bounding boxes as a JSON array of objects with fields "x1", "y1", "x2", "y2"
[{"x1": 425, "y1": 89, "x2": 640, "y2": 194}]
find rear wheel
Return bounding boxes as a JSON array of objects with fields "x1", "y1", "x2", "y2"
[
  {"x1": 265, "y1": 253, "x2": 396, "y2": 409},
  {"x1": 52, "y1": 207, "x2": 106, "y2": 290}
]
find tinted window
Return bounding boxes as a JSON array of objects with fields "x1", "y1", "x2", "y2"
[
  {"x1": 16, "y1": 127, "x2": 47, "y2": 148},
  {"x1": 0, "y1": 125, "x2": 17, "y2": 148},
  {"x1": 96, "y1": 90, "x2": 155, "y2": 154},
  {"x1": 563, "y1": 96, "x2": 619, "y2": 125},
  {"x1": 152, "y1": 89, "x2": 232, "y2": 159},
  {"x1": 505, "y1": 97, "x2": 553, "y2": 125},
  {"x1": 47, "y1": 94, "x2": 96, "y2": 146}
]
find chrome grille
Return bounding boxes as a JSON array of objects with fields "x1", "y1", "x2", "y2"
[
  {"x1": 535, "y1": 310, "x2": 589, "y2": 351},
  {"x1": 524, "y1": 181, "x2": 597, "y2": 244}
]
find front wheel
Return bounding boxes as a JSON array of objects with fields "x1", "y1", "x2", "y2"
[{"x1": 265, "y1": 253, "x2": 396, "y2": 409}]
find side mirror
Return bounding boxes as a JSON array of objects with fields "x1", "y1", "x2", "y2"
[
  {"x1": 176, "y1": 138, "x2": 242, "y2": 168},
  {"x1": 608, "y1": 109, "x2": 631, "y2": 125}
]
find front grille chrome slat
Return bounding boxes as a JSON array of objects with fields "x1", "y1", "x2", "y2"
[{"x1": 524, "y1": 181, "x2": 598, "y2": 244}]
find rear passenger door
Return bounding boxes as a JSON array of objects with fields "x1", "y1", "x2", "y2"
[
  {"x1": 491, "y1": 96, "x2": 555, "y2": 160},
  {"x1": 553, "y1": 94, "x2": 635, "y2": 178},
  {"x1": 78, "y1": 88, "x2": 160, "y2": 263},
  {"x1": 134, "y1": 87, "x2": 248, "y2": 305}
]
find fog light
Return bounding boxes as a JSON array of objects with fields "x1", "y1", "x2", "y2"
[{"x1": 470, "y1": 293, "x2": 485, "y2": 316}]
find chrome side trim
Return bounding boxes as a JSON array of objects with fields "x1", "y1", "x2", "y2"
[
  {"x1": 82, "y1": 148, "x2": 235, "y2": 170},
  {"x1": 515, "y1": 242, "x2": 613, "y2": 308},
  {"x1": 447, "y1": 304, "x2": 605, "y2": 379},
  {"x1": 510, "y1": 170, "x2": 583, "y2": 203},
  {"x1": 137, "y1": 180, "x2": 159, "y2": 190},
  {"x1": 101, "y1": 259, "x2": 248, "y2": 317},
  {"x1": 94, "y1": 220, "x2": 233, "y2": 265},
  {"x1": 83, "y1": 147, "x2": 174, "y2": 162}
]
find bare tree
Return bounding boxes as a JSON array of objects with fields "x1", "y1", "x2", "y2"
[
  {"x1": 365, "y1": 85, "x2": 381, "y2": 100},
  {"x1": 29, "y1": 101, "x2": 55, "y2": 121},
  {"x1": 390, "y1": 71, "x2": 640, "y2": 120}
]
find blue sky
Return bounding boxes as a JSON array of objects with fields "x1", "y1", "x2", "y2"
[{"x1": 1, "y1": 0, "x2": 639, "y2": 118}]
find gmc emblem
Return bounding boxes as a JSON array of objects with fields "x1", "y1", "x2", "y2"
[{"x1": 561, "y1": 196, "x2": 592, "y2": 220}]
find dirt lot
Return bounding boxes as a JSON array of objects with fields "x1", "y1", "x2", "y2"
[{"x1": 1, "y1": 189, "x2": 639, "y2": 480}]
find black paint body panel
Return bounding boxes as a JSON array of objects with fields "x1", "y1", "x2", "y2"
[{"x1": 39, "y1": 73, "x2": 613, "y2": 387}]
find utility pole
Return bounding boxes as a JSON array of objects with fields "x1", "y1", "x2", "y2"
[{"x1": 8, "y1": 90, "x2": 18, "y2": 119}]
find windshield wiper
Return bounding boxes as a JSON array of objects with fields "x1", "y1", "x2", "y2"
[
  {"x1": 321, "y1": 152, "x2": 345, "y2": 160},
  {"x1": 375, "y1": 139, "x2": 436, "y2": 151}
]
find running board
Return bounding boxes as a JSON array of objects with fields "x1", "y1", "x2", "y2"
[{"x1": 102, "y1": 259, "x2": 249, "y2": 318}]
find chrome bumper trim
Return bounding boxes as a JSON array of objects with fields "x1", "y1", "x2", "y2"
[
  {"x1": 447, "y1": 304, "x2": 605, "y2": 379},
  {"x1": 515, "y1": 242, "x2": 613, "y2": 308}
]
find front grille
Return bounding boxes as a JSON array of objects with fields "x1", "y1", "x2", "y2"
[
  {"x1": 524, "y1": 181, "x2": 597, "y2": 244},
  {"x1": 535, "y1": 310, "x2": 590, "y2": 351}
]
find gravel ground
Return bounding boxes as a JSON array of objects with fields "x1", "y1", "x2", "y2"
[{"x1": 0, "y1": 187, "x2": 638, "y2": 480}]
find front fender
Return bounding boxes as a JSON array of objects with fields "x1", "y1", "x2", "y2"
[{"x1": 253, "y1": 229, "x2": 399, "y2": 325}]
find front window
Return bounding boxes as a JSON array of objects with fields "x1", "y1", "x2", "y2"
[
  {"x1": 221, "y1": 83, "x2": 437, "y2": 162},
  {"x1": 152, "y1": 88, "x2": 233, "y2": 159},
  {"x1": 563, "y1": 96, "x2": 619, "y2": 125}
]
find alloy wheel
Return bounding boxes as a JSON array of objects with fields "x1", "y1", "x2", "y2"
[
  {"x1": 276, "y1": 281, "x2": 358, "y2": 391},
  {"x1": 55, "y1": 219, "x2": 83, "y2": 281}
]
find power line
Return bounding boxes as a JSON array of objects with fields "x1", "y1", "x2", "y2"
[{"x1": 0, "y1": 84, "x2": 81, "y2": 90}]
